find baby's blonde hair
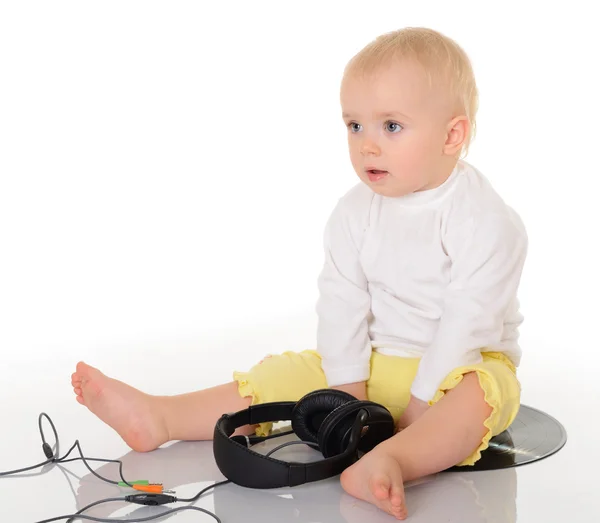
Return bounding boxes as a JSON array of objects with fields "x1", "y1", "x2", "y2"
[{"x1": 344, "y1": 27, "x2": 479, "y2": 157}]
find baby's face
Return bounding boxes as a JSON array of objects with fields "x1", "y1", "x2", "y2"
[{"x1": 341, "y1": 60, "x2": 458, "y2": 197}]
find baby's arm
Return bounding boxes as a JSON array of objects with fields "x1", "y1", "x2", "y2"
[
  {"x1": 330, "y1": 381, "x2": 368, "y2": 401},
  {"x1": 316, "y1": 195, "x2": 372, "y2": 400},
  {"x1": 410, "y1": 210, "x2": 528, "y2": 405}
]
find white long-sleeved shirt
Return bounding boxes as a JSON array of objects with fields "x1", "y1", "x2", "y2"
[{"x1": 316, "y1": 160, "x2": 528, "y2": 402}]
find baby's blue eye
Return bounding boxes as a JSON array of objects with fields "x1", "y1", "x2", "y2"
[
  {"x1": 386, "y1": 121, "x2": 402, "y2": 133},
  {"x1": 349, "y1": 122, "x2": 362, "y2": 133}
]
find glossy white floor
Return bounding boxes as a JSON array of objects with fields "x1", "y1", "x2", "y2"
[{"x1": 1, "y1": 315, "x2": 597, "y2": 523}]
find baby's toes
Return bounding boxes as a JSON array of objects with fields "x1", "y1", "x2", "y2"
[{"x1": 389, "y1": 482, "x2": 407, "y2": 519}]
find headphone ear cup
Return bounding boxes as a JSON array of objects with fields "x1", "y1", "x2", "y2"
[
  {"x1": 318, "y1": 401, "x2": 395, "y2": 458},
  {"x1": 291, "y1": 389, "x2": 357, "y2": 443},
  {"x1": 355, "y1": 403, "x2": 395, "y2": 453},
  {"x1": 317, "y1": 401, "x2": 362, "y2": 458}
]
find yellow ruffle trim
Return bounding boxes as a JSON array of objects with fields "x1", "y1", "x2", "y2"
[{"x1": 232, "y1": 370, "x2": 272, "y2": 438}]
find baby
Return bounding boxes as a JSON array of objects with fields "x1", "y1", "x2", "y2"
[{"x1": 71, "y1": 27, "x2": 527, "y2": 520}]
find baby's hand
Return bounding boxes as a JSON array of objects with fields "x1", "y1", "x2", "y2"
[
  {"x1": 331, "y1": 381, "x2": 368, "y2": 401},
  {"x1": 396, "y1": 395, "x2": 429, "y2": 431}
]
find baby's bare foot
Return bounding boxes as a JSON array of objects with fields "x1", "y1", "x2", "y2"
[
  {"x1": 340, "y1": 446, "x2": 407, "y2": 520},
  {"x1": 71, "y1": 362, "x2": 169, "y2": 452}
]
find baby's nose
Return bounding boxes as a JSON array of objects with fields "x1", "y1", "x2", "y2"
[{"x1": 360, "y1": 139, "x2": 381, "y2": 156}]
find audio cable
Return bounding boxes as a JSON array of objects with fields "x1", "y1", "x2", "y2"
[{"x1": 1, "y1": 413, "x2": 318, "y2": 522}]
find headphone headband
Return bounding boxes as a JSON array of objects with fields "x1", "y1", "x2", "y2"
[{"x1": 219, "y1": 401, "x2": 296, "y2": 431}]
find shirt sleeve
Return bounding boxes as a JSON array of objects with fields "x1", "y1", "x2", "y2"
[
  {"x1": 316, "y1": 199, "x2": 372, "y2": 387},
  {"x1": 410, "y1": 211, "x2": 528, "y2": 402}
]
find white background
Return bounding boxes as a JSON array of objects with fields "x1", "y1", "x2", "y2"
[{"x1": 0, "y1": 2, "x2": 599, "y2": 521}]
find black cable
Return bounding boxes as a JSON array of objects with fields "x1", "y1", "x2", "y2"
[
  {"x1": 0, "y1": 413, "x2": 57, "y2": 476},
  {"x1": 36, "y1": 503, "x2": 222, "y2": 523},
  {"x1": 5, "y1": 412, "x2": 317, "y2": 522},
  {"x1": 261, "y1": 428, "x2": 294, "y2": 440},
  {"x1": 55, "y1": 441, "x2": 133, "y2": 486},
  {"x1": 0, "y1": 413, "x2": 133, "y2": 487},
  {"x1": 0, "y1": 456, "x2": 53, "y2": 476},
  {"x1": 175, "y1": 479, "x2": 230, "y2": 503},
  {"x1": 1, "y1": 412, "x2": 231, "y2": 521},
  {"x1": 58, "y1": 497, "x2": 125, "y2": 523},
  {"x1": 44, "y1": 411, "x2": 131, "y2": 486},
  {"x1": 62, "y1": 478, "x2": 230, "y2": 522},
  {"x1": 40, "y1": 412, "x2": 60, "y2": 460},
  {"x1": 60, "y1": 495, "x2": 223, "y2": 523},
  {"x1": 265, "y1": 440, "x2": 319, "y2": 457}
]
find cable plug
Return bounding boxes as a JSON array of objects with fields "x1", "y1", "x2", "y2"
[
  {"x1": 124, "y1": 493, "x2": 178, "y2": 506},
  {"x1": 118, "y1": 480, "x2": 149, "y2": 487},
  {"x1": 42, "y1": 443, "x2": 54, "y2": 459},
  {"x1": 132, "y1": 483, "x2": 174, "y2": 494}
]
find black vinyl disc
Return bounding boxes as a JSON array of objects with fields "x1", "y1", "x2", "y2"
[{"x1": 448, "y1": 404, "x2": 567, "y2": 472}]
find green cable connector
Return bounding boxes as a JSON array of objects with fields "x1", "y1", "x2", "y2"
[{"x1": 118, "y1": 480, "x2": 149, "y2": 487}]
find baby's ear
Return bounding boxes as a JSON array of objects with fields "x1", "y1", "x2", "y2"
[{"x1": 443, "y1": 115, "x2": 469, "y2": 156}]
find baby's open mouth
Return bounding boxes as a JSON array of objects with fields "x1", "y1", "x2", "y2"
[{"x1": 366, "y1": 169, "x2": 388, "y2": 182}]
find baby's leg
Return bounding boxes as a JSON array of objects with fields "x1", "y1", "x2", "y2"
[
  {"x1": 71, "y1": 362, "x2": 254, "y2": 452},
  {"x1": 340, "y1": 372, "x2": 491, "y2": 520},
  {"x1": 71, "y1": 350, "x2": 329, "y2": 452},
  {"x1": 340, "y1": 354, "x2": 520, "y2": 520}
]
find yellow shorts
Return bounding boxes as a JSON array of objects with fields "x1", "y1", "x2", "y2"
[{"x1": 233, "y1": 349, "x2": 521, "y2": 467}]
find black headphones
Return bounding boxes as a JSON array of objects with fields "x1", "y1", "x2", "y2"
[{"x1": 213, "y1": 389, "x2": 395, "y2": 489}]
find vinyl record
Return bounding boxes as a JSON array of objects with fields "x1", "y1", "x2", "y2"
[{"x1": 448, "y1": 404, "x2": 567, "y2": 471}]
